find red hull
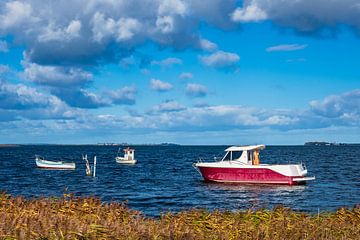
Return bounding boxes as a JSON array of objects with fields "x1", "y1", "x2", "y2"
[{"x1": 197, "y1": 166, "x2": 304, "y2": 185}]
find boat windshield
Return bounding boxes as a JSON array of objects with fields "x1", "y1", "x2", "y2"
[{"x1": 222, "y1": 151, "x2": 243, "y2": 161}]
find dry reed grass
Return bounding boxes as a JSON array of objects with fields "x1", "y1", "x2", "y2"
[{"x1": 0, "y1": 192, "x2": 359, "y2": 239}]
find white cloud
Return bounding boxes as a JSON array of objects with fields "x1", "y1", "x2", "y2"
[
  {"x1": 38, "y1": 20, "x2": 82, "y2": 42},
  {"x1": 237, "y1": 0, "x2": 360, "y2": 35},
  {"x1": 310, "y1": 90, "x2": 360, "y2": 120},
  {"x1": 151, "y1": 57, "x2": 182, "y2": 67},
  {"x1": 200, "y1": 51, "x2": 240, "y2": 68},
  {"x1": 50, "y1": 88, "x2": 110, "y2": 109},
  {"x1": 266, "y1": 44, "x2": 308, "y2": 52},
  {"x1": 199, "y1": 38, "x2": 217, "y2": 52},
  {"x1": 151, "y1": 100, "x2": 186, "y2": 112},
  {"x1": 0, "y1": 40, "x2": 8, "y2": 52},
  {"x1": 186, "y1": 83, "x2": 208, "y2": 98},
  {"x1": 66, "y1": 20, "x2": 81, "y2": 36},
  {"x1": 23, "y1": 62, "x2": 92, "y2": 87},
  {"x1": 116, "y1": 18, "x2": 141, "y2": 41},
  {"x1": 0, "y1": 79, "x2": 81, "y2": 120},
  {"x1": 107, "y1": 86, "x2": 137, "y2": 105},
  {"x1": 158, "y1": 0, "x2": 187, "y2": 16},
  {"x1": 0, "y1": 1, "x2": 34, "y2": 29},
  {"x1": 150, "y1": 79, "x2": 173, "y2": 92},
  {"x1": 179, "y1": 72, "x2": 193, "y2": 79},
  {"x1": 91, "y1": 12, "x2": 141, "y2": 42},
  {"x1": 0, "y1": 0, "x2": 239, "y2": 69},
  {"x1": 231, "y1": 3, "x2": 267, "y2": 23},
  {"x1": 0, "y1": 79, "x2": 50, "y2": 110}
]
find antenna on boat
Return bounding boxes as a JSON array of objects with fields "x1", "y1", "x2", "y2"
[{"x1": 93, "y1": 156, "x2": 97, "y2": 177}]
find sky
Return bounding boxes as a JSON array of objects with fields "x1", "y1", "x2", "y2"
[{"x1": 0, "y1": 0, "x2": 360, "y2": 145}]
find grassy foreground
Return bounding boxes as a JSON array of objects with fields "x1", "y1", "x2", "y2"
[{"x1": 0, "y1": 193, "x2": 359, "y2": 239}]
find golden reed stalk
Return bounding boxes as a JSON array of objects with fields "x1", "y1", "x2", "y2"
[{"x1": 0, "y1": 193, "x2": 359, "y2": 239}]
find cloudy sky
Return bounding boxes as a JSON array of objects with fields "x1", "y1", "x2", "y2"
[{"x1": 1, "y1": 0, "x2": 360, "y2": 144}]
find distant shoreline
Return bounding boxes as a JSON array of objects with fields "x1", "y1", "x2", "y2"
[
  {"x1": 1, "y1": 143, "x2": 359, "y2": 147},
  {"x1": 304, "y1": 141, "x2": 360, "y2": 146},
  {"x1": 0, "y1": 144, "x2": 19, "y2": 148}
]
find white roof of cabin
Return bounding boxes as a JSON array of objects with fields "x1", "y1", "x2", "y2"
[{"x1": 225, "y1": 145, "x2": 265, "y2": 152}]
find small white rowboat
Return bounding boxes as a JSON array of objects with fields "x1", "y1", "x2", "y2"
[{"x1": 35, "y1": 155, "x2": 76, "y2": 170}]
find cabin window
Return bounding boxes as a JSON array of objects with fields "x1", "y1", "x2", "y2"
[
  {"x1": 223, "y1": 151, "x2": 242, "y2": 160},
  {"x1": 231, "y1": 151, "x2": 242, "y2": 160},
  {"x1": 222, "y1": 151, "x2": 231, "y2": 161}
]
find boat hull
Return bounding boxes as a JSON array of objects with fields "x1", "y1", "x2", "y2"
[
  {"x1": 196, "y1": 166, "x2": 309, "y2": 185},
  {"x1": 35, "y1": 159, "x2": 76, "y2": 170},
  {"x1": 115, "y1": 157, "x2": 137, "y2": 164}
]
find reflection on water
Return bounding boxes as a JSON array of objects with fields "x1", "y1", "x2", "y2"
[{"x1": 0, "y1": 145, "x2": 359, "y2": 216}]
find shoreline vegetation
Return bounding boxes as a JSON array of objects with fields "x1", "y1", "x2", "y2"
[{"x1": 0, "y1": 193, "x2": 359, "y2": 239}]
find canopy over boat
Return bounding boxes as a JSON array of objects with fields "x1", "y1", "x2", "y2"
[{"x1": 225, "y1": 145, "x2": 265, "y2": 152}]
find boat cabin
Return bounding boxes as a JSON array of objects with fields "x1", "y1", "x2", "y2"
[
  {"x1": 221, "y1": 145, "x2": 265, "y2": 165},
  {"x1": 123, "y1": 147, "x2": 135, "y2": 160}
]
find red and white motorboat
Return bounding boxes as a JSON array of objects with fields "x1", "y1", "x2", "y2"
[{"x1": 193, "y1": 145, "x2": 315, "y2": 185}]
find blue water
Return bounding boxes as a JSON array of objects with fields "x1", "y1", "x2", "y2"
[{"x1": 0, "y1": 145, "x2": 359, "y2": 216}]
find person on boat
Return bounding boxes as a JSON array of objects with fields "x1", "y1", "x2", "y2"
[{"x1": 253, "y1": 150, "x2": 260, "y2": 165}]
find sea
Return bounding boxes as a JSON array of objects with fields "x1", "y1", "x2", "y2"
[{"x1": 0, "y1": 145, "x2": 359, "y2": 217}]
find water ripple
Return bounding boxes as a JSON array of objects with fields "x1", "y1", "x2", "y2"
[{"x1": 0, "y1": 145, "x2": 359, "y2": 216}]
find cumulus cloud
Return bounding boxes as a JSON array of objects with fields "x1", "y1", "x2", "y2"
[
  {"x1": 0, "y1": 1, "x2": 35, "y2": 30},
  {"x1": 107, "y1": 86, "x2": 137, "y2": 105},
  {"x1": 0, "y1": 40, "x2": 8, "y2": 52},
  {"x1": 199, "y1": 38, "x2": 218, "y2": 52},
  {"x1": 158, "y1": 0, "x2": 188, "y2": 16},
  {"x1": 37, "y1": 20, "x2": 82, "y2": 43},
  {"x1": 0, "y1": 79, "x2": 50, "y2": 110},
  {"x1": 50, "y1": 88, "x2": 109, "y2": 109},
  {"x1": 200, "y1": 50, "x2": 240, "y2": 68},
  {"x1": 0, "y1": 79, "x2": 81, "y2": 120},
  {"x1": 139, "y1": 105, "x2": 299, "y2": 131},
  {"x1": 266, "y1": 44, "x2": 308, "y2": 52},
  {"x1": 186, "y1": 83, "x2": 208, "y2": 98},
  {"x1": 151, "y1": 57, "x2": 182, "y2": 67},
  {"x1": 179, "y1": 72, "x2": 193, "y2": 79},
  {"x1": 92, "y1": 12, "x2": 141, "y2": 43},
  {"x1": 232, "y1": 0, "x2": 360, "y2": 36},
  {"x1": 0, "y1": 0, "x2": 238, "y2": 68},
  {"x1": 231, "y1": 2, "x2": 267, "y2": 22},
  {"x1": 150, "y1": 78, "x2": 173, "y2": 92},
  {"x1": 150, "y1": 100, "x2": 186, "y2": 113},
  {"x1": 23, "y1": 62, "x2": 92, "y2": 87},
  {"x1": 310, "y1": 90, "x2": 360, "y2": 121}
]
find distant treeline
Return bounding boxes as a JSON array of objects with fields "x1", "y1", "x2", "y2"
[
  {"x1": 305, "y1": 142, "x2": 360, "y2": 146},
  {"x1": 0, "y1": 193, "x2": 359, "y2": 239},
  {"x1": 0, "y1": 144, "x2": 19, "y2": 147}
]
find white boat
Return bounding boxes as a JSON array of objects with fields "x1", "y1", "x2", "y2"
[
  {"x1": 193, "y1": 145, "x2": 315, "y2": 185},
  {"x1": 115, "y1": 147, "x2": 137, "y2": 164},
  {"x1": 35, "y1": 155, "x2": 76, "y2": 170}
]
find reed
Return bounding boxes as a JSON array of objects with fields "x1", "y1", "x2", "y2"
[{"x1": 0, "y1": 193, "x2": 359, "y2": 239}]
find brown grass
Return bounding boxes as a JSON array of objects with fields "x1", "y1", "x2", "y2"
[{"x1": 0, "y1": 193, "x2": 359, "y2": 239}]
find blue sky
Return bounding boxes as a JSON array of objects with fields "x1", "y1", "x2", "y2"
[{"x1": 0, "y1": 0, "x2": 360, "y2": 144}]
